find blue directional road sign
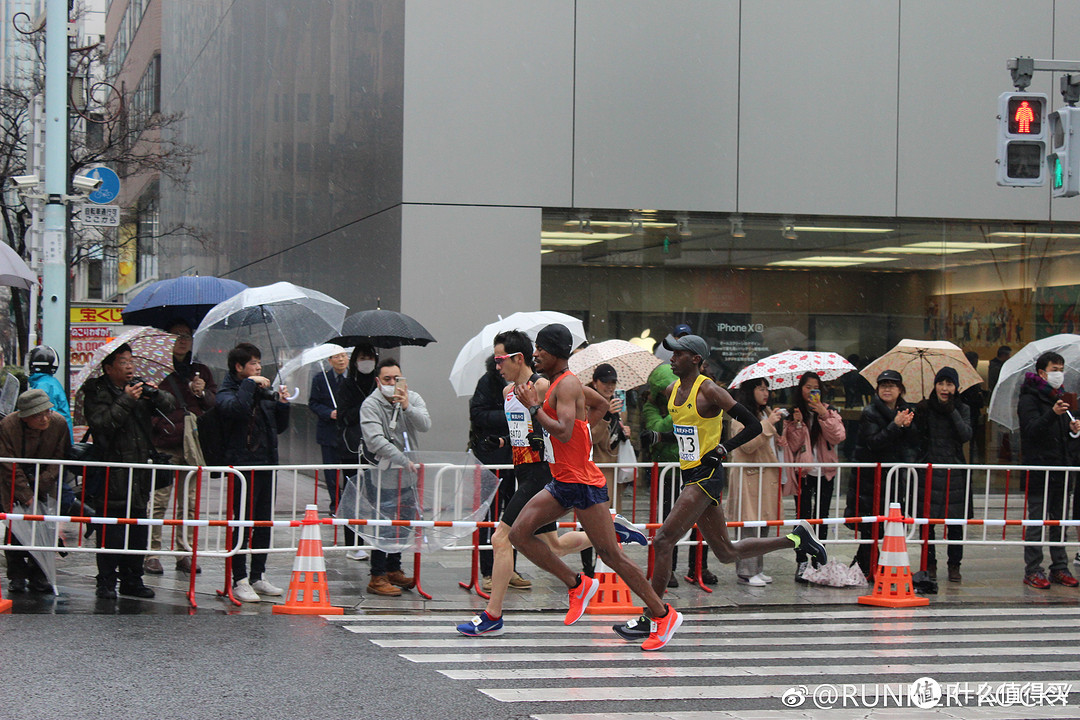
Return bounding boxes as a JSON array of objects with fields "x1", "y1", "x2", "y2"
[{"x1": 85, "y1": 166, "x2": 121, "y2": 205}]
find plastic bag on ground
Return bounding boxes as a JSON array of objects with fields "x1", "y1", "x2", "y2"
[{"x1": 801, "y1": 559, "x2": 868, "y2": 587}]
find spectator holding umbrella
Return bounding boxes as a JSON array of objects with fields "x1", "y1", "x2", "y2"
[
  {"x1": 1017, "y1": 351, "x2": 1080, "y2": 589},
  {"x1": 726, "y1": 378, "x2": 783, "y2": 586},
  {"x1": 847, "y1": 370, "x2": 916, "y2": 579},
  {"x1": 778, "y1": 371, "x2": 846, "y2": 583},
  {"x1": 913, "y1": 366, "x2": 972, "y2": 584}
]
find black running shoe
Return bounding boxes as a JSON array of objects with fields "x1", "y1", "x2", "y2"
[
  {"x1": 792, "y1": 520, "x2": 828, "y2": 567},
  {"x1": 613, "y1": 614, "x2": 651, "y2": 641}
]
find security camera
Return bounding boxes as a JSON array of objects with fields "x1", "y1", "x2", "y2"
[
  {"x1": 71, "y1": 174, "x2": 103, "y2": 193},
  {"x1": 10, "y1": 174, "x2": 40, "y2": 189}
]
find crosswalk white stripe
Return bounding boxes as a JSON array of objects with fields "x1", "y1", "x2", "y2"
[
  {"x1": 400, "y1": 644, "x2": 1080, "y2": 664},
  {"x1": 442, "y1": 660, "x2": 1080, "y2": 681},
  {"x1": 322, "y1": 605, "x2": 1080, "y2": 622},
  {"x1": 478, "y1": 681, "x2": 1079, "y2": 703},
  {"x1": 368, "y1": 630, "x2": 1080, "y2": 648},
  {"x1": 531, "y1": 710, "x2": 1079, "y2": 720},
  {"x1": 342, "y1": 617, "x2": 1074, "y2": 635}
]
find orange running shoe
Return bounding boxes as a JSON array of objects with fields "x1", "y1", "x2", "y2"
[
  {"x1": 564, "y1": 575, "x2": 599, "y2": 625},
  {"x1": 641, "y1": 604, "x2": 683, "y2": 651}
]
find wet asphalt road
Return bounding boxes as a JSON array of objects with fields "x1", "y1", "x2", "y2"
[{"x1": 0, "y1": 612, "x2": 513, "y2": 720}]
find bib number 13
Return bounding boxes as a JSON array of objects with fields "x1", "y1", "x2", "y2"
[{"x1": 674, "y1": 425, "x2": 699, "y2": 462}]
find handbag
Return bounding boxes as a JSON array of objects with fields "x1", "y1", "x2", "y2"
[
  {"x1": 616, "y1": 440, "x2": 637, "y2": 485},
  {"x1": 183, "y1": 411, "x2": 206, "y2": 466}
]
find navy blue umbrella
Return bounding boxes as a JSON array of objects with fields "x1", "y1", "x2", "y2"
[{"x1": 121, "y1": 275, "x2": 248, "y2": 330}]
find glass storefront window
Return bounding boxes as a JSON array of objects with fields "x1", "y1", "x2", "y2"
[{"x1": 542, "y1": 208, "x2": 1080, "y2": 471}]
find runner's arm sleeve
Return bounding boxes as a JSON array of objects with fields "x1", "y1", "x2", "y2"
[{"x1": 717, "y1": 402, "x2": 762, "y2": 456}]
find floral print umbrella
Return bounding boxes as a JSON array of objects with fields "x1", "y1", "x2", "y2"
[
  {"x1": 729, "y1": 350, "x2": 856, "y2": 390},
  {"x1": 71, "y1": 326, "x2": 178, "y2": 424}
]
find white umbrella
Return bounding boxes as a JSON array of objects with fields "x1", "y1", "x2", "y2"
[
  {"x1": 988, "y1": 334, "x2": 1080, "y2": 431},
  {"x1": 192, "y1": 282, "x2": 347, "y2": 380},
  {"x1": 273, "y1": 343, "x2": 352, "y2": 406},
  {"x1": 860, "y1": 339, "x2": 982, "y2": 402},
  {"x1": 0, "y1": 242, "x2": 36, "y2": 290},
  {"x1": 568, "y1": 339, "x2": 662, "y2": 391},
  {"x1": 729, "y1": 350, "x2": 856, "y2": 390},
  {"x1": 448, "y1": 311, "x2": 585, "y2": 397}
]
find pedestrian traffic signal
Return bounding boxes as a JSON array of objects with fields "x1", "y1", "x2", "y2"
[
  {"x1": 997, "y1": 92, "x2": 1048, "y2": 187},
  {"x1": 1048, "y1": 107, "x2": 1080, "y2": 198}
]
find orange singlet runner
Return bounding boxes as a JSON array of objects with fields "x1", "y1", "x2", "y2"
[{"x1": 542, "y1": 371, "x2": 607, "y2": 488}]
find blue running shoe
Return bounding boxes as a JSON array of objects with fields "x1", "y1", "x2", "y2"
[
  {"x1": 457, "y1": 611, "x2": 504, "y2": 637},
  {"x1": 612, "y1": 513, "x2": 648, "y2": 546}
]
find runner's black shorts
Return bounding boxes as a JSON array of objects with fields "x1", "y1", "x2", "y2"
[
  {"x1": 545, "y1": 477, "x2": 610, "y2": 511},
  {"x1": 681, "y1": 463, "x2": 727, "y2": 506},
  {"x1": 502, "y1": 462, "x2": 557, "y2": 534}
]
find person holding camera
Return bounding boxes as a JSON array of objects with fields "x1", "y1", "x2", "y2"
[
  {"x1": 217, "y1": 342, "x2": 290, "y2": 603},
  {"x1": 360, "y1": 358, "x2": 431, "y2": 596},
  {"x1": 1018, "y1": 351, "x2": 1080, "y2": 589},
  {"x1": 778, "y1": 371, "x2": 846, "y2": 583},
  {"x1": 82, "y1": 343, "x2": 176, "y2": 599}
]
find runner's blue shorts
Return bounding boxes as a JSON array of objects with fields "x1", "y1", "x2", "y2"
[{"x1": 544, "y1": 478, "x2": 610, "y2": 510}]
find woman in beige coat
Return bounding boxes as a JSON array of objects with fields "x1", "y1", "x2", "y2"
[{"x1": 726, "y1": 378, "x2": 783, "y2": 586}]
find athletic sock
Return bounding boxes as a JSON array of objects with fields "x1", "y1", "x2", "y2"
[
  {"x1": 571, "y1": 573, "x2": 582, "y2": 589},
  {"x1": 787, "y1": 532, "x2": 800, "y2": 548}
]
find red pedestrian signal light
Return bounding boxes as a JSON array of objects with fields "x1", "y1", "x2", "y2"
[{"x1": 998, "y1": 92, "x2": 1048, "y2": 187}]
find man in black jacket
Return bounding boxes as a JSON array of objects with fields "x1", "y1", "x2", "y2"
[
  {"x1": 217, "y1": 342, "x2": 290, "y2": 603},
  {"x1": 1017, "y1": 351, "x2": 1080, "y2": 589}
]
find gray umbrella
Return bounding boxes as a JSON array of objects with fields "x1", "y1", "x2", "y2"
[{"x1": 0, "y1": 242, "x2": 35, "y2": 290}]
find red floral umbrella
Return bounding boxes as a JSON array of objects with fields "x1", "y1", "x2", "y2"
[{"x1": 729, "y1": 350, "x2": 856, "y2": 390}]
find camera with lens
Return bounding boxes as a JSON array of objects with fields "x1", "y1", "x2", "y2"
[
  {"x1": 254, "y1": 383, "x2": 278, "y2": 401},
  {"x1": 128, "y1": 377, "x2": 158, "y2": 396}
]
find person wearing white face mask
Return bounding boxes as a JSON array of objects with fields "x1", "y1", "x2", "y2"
[
  {"x1": 1018, "y1": 351, "x2": 1080, "y2": 589},
  {"x1": 335, "y1": 344, "x2": 379, "y2": 560}
]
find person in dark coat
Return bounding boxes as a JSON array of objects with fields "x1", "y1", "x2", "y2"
[
  {"x1": 82, "y1": 343, "x2": 176, "y2": 599},
  {"x1": 959, "y1": 350, "x2": 987, "y2": 464},
  {"x1": 913, "y1": 366, "x2": 972, "y2": 583},
  {"x1": 334, "y1": 344, "x2": 378, "y2": 559},
  {"x1": 468, "y1": 355, "x2": 524, "y2": 589},
  {"x1": 308, "y1": 348, "x2": 349, "y2": 513},
  {"x1": 1017, "y1": 351, "x2": 1080, "y2": 589},
  {"x1": 217, "y1": 342, "x2": 290, "y2": 603},
  {"x1": 847, "y1": 369, "x2": 916, "y2": 577},
  {"x1": 149, "y1": 319, "x2": 216, "y2": 574}
]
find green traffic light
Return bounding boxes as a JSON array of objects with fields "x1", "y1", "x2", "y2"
[{"x1": 1054, "y1": 156, "x2": 1064, "y2": 189}]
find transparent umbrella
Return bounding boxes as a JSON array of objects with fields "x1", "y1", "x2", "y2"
[
  {"x1": 273, "y1": 343, "x2": 352, "y2": 406},
  {"x1": 192, "y1": 282, "x2": 347, "y2": 380},
  {"x1": 988, "y1": 334, "x2": 1080, "y2": 431},
  {"x1": 449, "y1": 311, "x2": 586, "y2": 397}
]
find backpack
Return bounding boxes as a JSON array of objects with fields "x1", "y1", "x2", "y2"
[{"x1": 196, "y1": 405, "x2": 227, "y2": 466}]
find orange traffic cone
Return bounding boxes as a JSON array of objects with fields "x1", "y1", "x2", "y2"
[
  {"x1": 858, "y1": 502, "x2": 929, "y2": 608},
  {"x1": 584, "y1": 557, "x2": 643, "y2": 615},
  {"x1": 0, "y1": 584, "x2": 10, "y2": 614},
  {"x1": 273, "y1": 504, "x2": 344, "y2": 615}
]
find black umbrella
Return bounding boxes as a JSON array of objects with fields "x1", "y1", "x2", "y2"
[{"x1": 326, "y1": 309, "x2": 436, "y2": 349}]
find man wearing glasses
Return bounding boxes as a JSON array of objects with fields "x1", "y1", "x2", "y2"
[{"x1": 149, "y1": 320, "x2": 217, "y2": 575}]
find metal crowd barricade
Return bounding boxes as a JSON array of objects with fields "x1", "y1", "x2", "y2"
[{"x1": 6, "y1": 456, "x2": 1080, "y2": 609}]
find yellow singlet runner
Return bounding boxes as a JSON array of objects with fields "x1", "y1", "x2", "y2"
[{"x1": 667, "y1": 374, "x2": 724, "y2": 471}]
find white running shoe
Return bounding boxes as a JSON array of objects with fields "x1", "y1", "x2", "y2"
[
  {"x1": 233, "y1": 579, "x2": 261, "y2": 603},
  {"x1": 755, "y1": 572, "x2": 773, "y2": 584},
  {"x1": 346, "y1": 548, "x2": 369, "y2": 561},
  {"x1": 738, "y1": 574, "x2": 767, "y2": 587},
  {"x1": 251, "y1": 578, "x2": 284, "y2": 596}
]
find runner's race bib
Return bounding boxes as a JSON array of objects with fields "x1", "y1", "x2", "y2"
[
  {"x1": 674, "y1": 424, "x2": 700, "y2": 463},
  {"x1": 506, "y1": 410, "x2": 530, "y2": 447}
]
